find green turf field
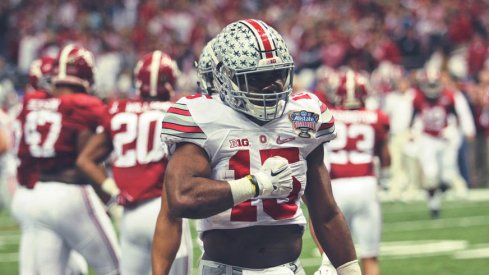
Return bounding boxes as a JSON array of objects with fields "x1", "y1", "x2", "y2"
[{"x1": 1, "y1": 193, "x2": 488, "y2": 274}]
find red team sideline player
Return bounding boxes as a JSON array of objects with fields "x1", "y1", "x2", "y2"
[
  {"x1": 319, "y1": 69, "x2": 390, "y2": 275},
  {"x1": 410, "y1": 69, "x2": 472, "y2": 218},
  {"x1": 77, "y1": 50, "x2": 193, "y2": 275},
  {"x1": 15, "y1": 44, "x2": 120, "y2": 275},
  {"x1": 11, "y1": 55, "x2": 90, "y2": 275}
]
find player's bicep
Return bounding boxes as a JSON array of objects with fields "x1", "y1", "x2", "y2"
[{"x1": 164, "y1": 142, "x2": 211, "y2": 196}]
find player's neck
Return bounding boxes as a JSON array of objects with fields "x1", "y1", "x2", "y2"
[{"x1": 245, "y1": 114, "x2": 271, "y2": 126}]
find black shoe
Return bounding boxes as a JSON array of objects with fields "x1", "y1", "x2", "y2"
[
  {"x1": 430, "y1": 209, "x2": 440, "y2": 219},
  {"x1": 439, "y1": 182, "x2": 450, "y2": 193}
]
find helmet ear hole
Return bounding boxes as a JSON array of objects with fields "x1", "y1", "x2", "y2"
[{"x1": 28, "y1": 56, "x2": 55, "y2": 91}]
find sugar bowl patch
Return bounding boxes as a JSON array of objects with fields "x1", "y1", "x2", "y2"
[{"x1": 289, "y1": 110, "x2": 319, "y2": 138}]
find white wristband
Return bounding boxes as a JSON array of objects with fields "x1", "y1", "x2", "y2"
[
  {"x1": 337, "y1": 260, "x2": 362, "y2": 275},
  {"x1": 228, "y1": 177, "x2": 255, "y2": 205},
  {"x1": 101, "y1": 178, "x2": 120, "y2": 197}
]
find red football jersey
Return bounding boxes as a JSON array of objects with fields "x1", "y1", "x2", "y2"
[
  {"x1": 13, "y1": 90, "x2": 49, "y2": 188},
  {"x1": 327, "y1": 107, "x2": 390, "y2": 179},
  {"x1": 17, "y1": 93, "x2": 106, "y2": 173},
  {"x1": 412, "y1": 89, "x2": 457, "y2": 137},
  {"x1": 102, "y1": 98, "x2": 172, "y2": 206}
]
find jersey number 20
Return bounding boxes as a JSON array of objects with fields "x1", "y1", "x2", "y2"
[{"x1": 111, "y1": 111, "x2": 165, "y2": 167}]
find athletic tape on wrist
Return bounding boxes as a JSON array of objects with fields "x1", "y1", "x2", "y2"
[
  {"x1": 101, "y1": 178, "x2": 120, "y2": 197},
  {"x1": 247, "y1": 175, "x2": 260, "y2": 197},
  {"x1": 228, "y1": 177, "x2": 255, "y2": 205},
  {"x1": 337, "y1": 259, "x2": 361, "y2": 275}
]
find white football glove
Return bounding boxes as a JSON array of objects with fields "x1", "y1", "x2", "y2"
[
  {"x1": 101, "y1": 178, "x2": 120, "y2": 197},
  {"x1": 314, "y1": 253, "x2": 338, "y2": 275},
  {"x1": 253, "y1": 156, "x2": 293, "y2": 198},
  {"x1": 314, "y1": 265, "x2": 337, "y2": 275}
]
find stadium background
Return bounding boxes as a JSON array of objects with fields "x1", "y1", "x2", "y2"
[{"x1": 0, "y1": 0, "x2": 489, "y2": 274}]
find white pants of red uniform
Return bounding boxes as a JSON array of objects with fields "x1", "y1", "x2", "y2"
[
  {"x1": 331, "y1": 176, "x2": 381, "y2": 258},
  {"x1": 120, "y1": 197, "x2": 193, "y2": 275},
  {"x1": 416, "y1": 130, "x2": 466, "y2": 190},
  {"x1": 27, "y1": 181, "x2": 120, "y2": 275},
  {"x1": 11, "y1": 185, "x2": 90, "y2": 275}
]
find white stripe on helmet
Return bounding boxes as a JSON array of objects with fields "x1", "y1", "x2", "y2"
[{"x1": 150, "y1": 50, "x2": 162, "y2": 97}]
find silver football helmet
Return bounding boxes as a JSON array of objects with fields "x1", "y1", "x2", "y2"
[
  {"x1": 211, "y1": 19, "x2": 294, "y2": 121},
  {"x1": 196, "y1": 38, "x2": 216, "y2": 95}
]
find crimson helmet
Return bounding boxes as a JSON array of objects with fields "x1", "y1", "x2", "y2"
[
  {"x1": 134, "y1": 50, "x2": 179, "y2": 100},
  {"x1": 51, "y1": 44, "x2": 95, "y2": 92},
  {"x1": 416, "y1": 68, "x2": 442, "y2": 99},
  {"x1": 330, "y1": 68, "x2": 370, "y2": 109},
  {"x1": 28, "y1": 56, "x2": 55, "y2": 91},
  {"x1": 211, "y1": 19, "x2": 294, "y2": 121}
]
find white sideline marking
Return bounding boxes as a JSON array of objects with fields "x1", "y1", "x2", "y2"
[
  {"x1": 454, "y1": 246, "x2": 489, "y2": 259},
  {"x1": 383, "y1": 215, "x2": 489, "y2": 232},
  {"x1": 302, "y1": 215, "x2": 489, "y2": 238},
  {"x1": 0, "y1": 233, "x2": 20, "y2": 248},
  {"x1": 380, "y1": 240, "x2": 467, "y2": 257},
  {"x1": 306, "y1": 240, "x2": 489, "y2": 265},
  {"x1": 0, "y1": 252, "x2": 17, "y2": 263},
  {"x1": 380, "y1": 189, "x2": 489, "y2": 203}
]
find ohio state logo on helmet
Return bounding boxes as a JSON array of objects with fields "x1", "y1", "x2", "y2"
[
  {"x1": 134, "y1": 50, "x2": 179, "y2": 100},
  {"x1": 51, "y1": 44, "x2": 95, "y2": 92}
]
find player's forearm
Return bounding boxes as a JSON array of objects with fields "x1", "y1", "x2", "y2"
[
  {"x1": 312, "y1": 210, "x2": 357, "y2": 268},
  {"x1": 76, "y1": 156, "x2": 107, "y2": 185},
  {"x1": 151, "y1": 232, "x2": 179, "y2": 275},
  {"x1": 166, "y1": 176, "x2": 234, "y2": 219},
  {"x1": 0, "y1": 129, "x2": 8, "y2": 155},
  {"x1": 151, "y1": 219, "x2": 181, "y2": 275},
  {"x1": 152, "y1": 202, "x2": 183, "y2": 275}
]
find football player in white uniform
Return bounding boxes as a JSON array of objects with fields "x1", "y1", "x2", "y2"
[
  {"x1": 153, "y1": 19, "x2": 360, "y2": 275},
  {"x1": 196, "y1": 38, "x2": 216, "y2": 96}
]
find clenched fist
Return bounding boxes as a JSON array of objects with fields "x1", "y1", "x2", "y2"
[{"x1": 254, "y1": 156, "x2": 293, "y2": 198}]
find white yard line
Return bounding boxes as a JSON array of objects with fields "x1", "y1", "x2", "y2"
[
  {"x1": 383, "y1": 215, "x2": 489, "y2": 232},
  {"x1": 454, "y1": 247, "x2": 489, "y2": 259},
  {"x1": 0, "y1": 252, "x2": 17, "y2": 263}
]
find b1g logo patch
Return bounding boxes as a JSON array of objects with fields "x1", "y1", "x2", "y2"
[
  {"x1": 289, "y1": 110, "x2": 319, "y2": 138},
  {"x1": 229, "y1": 138, "x2": 249, "y2": 148}
]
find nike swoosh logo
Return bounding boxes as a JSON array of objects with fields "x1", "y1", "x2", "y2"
[
  {"x1": 276, "y1": 136, "x2": 296, "y2": 144},
  {"x1": 271, "y1": 166, "x2": 287, "y2": 177}
]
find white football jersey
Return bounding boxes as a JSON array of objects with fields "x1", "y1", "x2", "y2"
[{"x1": 161, "y1": 92, "x2": 336, "y2": 233}]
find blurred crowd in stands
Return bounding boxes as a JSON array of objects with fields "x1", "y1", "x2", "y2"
[{"x1": 0, "y1": 0, "x2": 489, "y2": 189}]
